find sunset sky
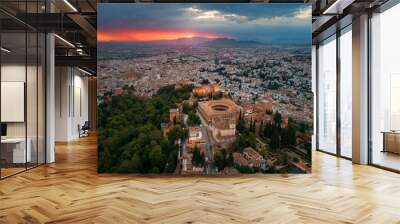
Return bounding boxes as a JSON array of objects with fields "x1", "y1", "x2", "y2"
[{"x1": 98, "y1": 4, "x2": 311, "y2": 44}]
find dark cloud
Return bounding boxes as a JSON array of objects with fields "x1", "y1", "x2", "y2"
[{"x1": 98, "y1": 3, "x2": 311, "y2": 44}]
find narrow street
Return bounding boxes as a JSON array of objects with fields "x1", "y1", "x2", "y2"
[
  {"x1": 198, "y1": 112, "x2": 217, "y2": 174},
  {"x1": 174, "y1": 140, "x2": 184, "y2": 175}
]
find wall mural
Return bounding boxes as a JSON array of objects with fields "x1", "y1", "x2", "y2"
[{"x1": 97, "y1": 3, "x2": 313, "y2": 175}]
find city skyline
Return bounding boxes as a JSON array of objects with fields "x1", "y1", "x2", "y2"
[{"x1": 98, "y1": 3, "x2": 311, "y2": 44}]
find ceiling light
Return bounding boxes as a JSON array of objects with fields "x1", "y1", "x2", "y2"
[
  {"x1": 54, "y1": 34, "x2": 75, "y2": 48},
  {"x1": 322, "y1": 0, "x2": 355, "y2": 15},
  {"x1": 78, "y1": 67, "x2": 93, "y2": 76},
  {"x1": 1, "y1": 47, "x2": 11, "y2": 53},
  {"x1": 76, "y1": 48, "x2": 85, "y2": 55},
  {"x1": 323, "y1": 0, "x2": 341, "y2": 14},
  {"x1": 63, "y1": 0, "x2": 78, "y2": 12}
]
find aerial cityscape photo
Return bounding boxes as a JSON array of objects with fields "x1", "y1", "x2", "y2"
[{"x1": 97, "y1": 3, "x2": 313, "y2": 175}]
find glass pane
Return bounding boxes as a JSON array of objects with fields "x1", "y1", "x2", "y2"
[
  {"x1": 1, "y1": 31, "x2": 27, "y2": 177},
  {"x1": 317, "y1": 35, "x2": 337, "y2": 154},
  {"x1": 340, "y1": 27, "x2": 352, "y2": 158},
  {"x1": 38, "y1": 33, "x2": 45, "y2": 165},
  {"x1": 27, "y1": 31, "x2": 38, "y2": 169},
  {"x1": 371, "y1": 4, "x2": 400, "y2": 171},
  {"x1": 0, "y1": 1, "x2": 46, "y2": 178}
]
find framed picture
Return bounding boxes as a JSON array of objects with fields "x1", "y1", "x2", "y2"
[{"x1": 97, "y1": 3, "x2": 312, "y2": 175}]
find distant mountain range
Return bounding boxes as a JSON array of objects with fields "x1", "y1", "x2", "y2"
[
  {"x1": 99, "y1": 37, "x2": 266, "y2": 48},
  {"x1": 205, "y1": 38, "x2": 262, "y2": 48}
]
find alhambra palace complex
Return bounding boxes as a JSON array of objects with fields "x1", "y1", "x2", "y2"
[
  {"x1": 159, "y1": 82, "x2": 304, "y2": 174},
  {"x1": 168, "y1": 82, "x2": 280, "y2": 147},
  {"x1": 198, "y1": 99, "x2": 241, "y2": 142}
]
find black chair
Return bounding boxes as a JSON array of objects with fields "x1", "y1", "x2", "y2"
[{"x1": 79, "y1": 121, "x2": 90, "y2": 138}]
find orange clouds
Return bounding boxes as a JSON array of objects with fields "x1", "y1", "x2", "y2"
[{"x1": 98, "y1": 29, "x2": 224, "y2": 42}]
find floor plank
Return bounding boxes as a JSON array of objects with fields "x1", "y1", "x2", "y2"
[{"x1": 1, "y1": 136, "x2": 400, "y2": 224}]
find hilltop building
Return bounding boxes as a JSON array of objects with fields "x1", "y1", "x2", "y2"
[
  {"x1": 169, "y1": 108, "x2": 182, "y2": 125},
  {"x1": 234, "y1": 147, "x2": 266, "y2": 169},
  {"x1": 192, "y1": 84, "x2": 220, "y2": 97},
  {"x1": 198, "y1": 99, "x2": 241, "y2": 143},
  {"x1": 243, "y1": 147, "x2": 266, "y2": 169},
  {"x1": 233, "y1": 153, "x2": 248, "y2": 167},
  {"x1": 187, "y1": 127, "x2": 206, "y2": 153},
  {"x1": 176, "y1": 79, "x2": 193, "y2": 89}
]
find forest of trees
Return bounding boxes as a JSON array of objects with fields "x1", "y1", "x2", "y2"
[
  {"x1": 260, "y1": 112, "x2": 297, "y2": 150},
  {"x1": 236, "y1": 112, "x2": 299, "y2": 150},
  {"x1": 97, "y1": 85, "x2": 192, "y2": 173},
  {"x1": 213, "y1": 149, "x2": 234, "y2": 171},
  {"x1": 97, "y1": 82, "x2": 312, "y2": 174},
  {"x1": 183, "y1": 101, "x2": 201, "y2": 126},
  {"x1": 235, "y1": 111, "x2": 312, "y2": 163}
]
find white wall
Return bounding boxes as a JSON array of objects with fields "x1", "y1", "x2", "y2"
[
  {"x1": 72, "y1": 73, "x2": 89, "y2": 138},
  {"x1": 1, "y1": 65, "x2": 38, "y2": 137},
  {"x1": 1, "y1": 65, "x2": 26, "y2": 139},
  {"x1": 1, "y1": 64, "x2": 26, "y2": 81},
  {"x1": 1, "y1": 63, "x2": 46, "y2": 164},
  {"x1": 55, "y1": 66, "x2": 70, "y2": 141},
  {"x1": 55, "y1": 67, "x2": 89, "y2": 141}
]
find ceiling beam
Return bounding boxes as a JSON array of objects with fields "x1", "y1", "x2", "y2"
[
  {"x1": 67, "y1": 13, "x2": 97, "y2": 46},
  {"x1": 55, "y1": 55, "x2": 96, "y2": 74},
  {"x1": 13, "y1": 13, "x2": 82, "y2": 32}
]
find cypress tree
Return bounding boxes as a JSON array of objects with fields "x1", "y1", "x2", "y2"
[
  {"x1": 273, "y1": 112, "x2": 282, "y2": 127},
  {"x1": 259, "y1": 121, "x2": 264, "y2": 136},
  {"x1": 270, "y1": 131, "x2": 280, "y2": 150}
]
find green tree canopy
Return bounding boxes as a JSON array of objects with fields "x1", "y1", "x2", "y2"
[
  {"x1": 188, "y1": 111, "x2": 201, "y2": 126},
  {"x1": 213, "y1": 149, "x2": 233, "y2": 171},
  {"x1": 273, "y1": 112, "x2": 282, "y2": 127},
  {"x1": 192, "y1": 147, "x2": 205, "y2": 167},
  {"x1": 236, "y1": 119, "x2": 246, "y2": 133},
  {"x1": 270, "y1": 131, "x2": 280, "y2": 150},
  {"x1": 98, "y1": 84, "x2": 192, "y2": 174}
]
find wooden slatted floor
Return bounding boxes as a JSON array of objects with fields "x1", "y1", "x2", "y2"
[{"x1": 1, "y1": 136, "x2": 400, "y2": 223}]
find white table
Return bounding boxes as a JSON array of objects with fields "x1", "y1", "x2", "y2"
[{"x1": 1, "y1": 138, "x2": 31, "y2": 163}]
